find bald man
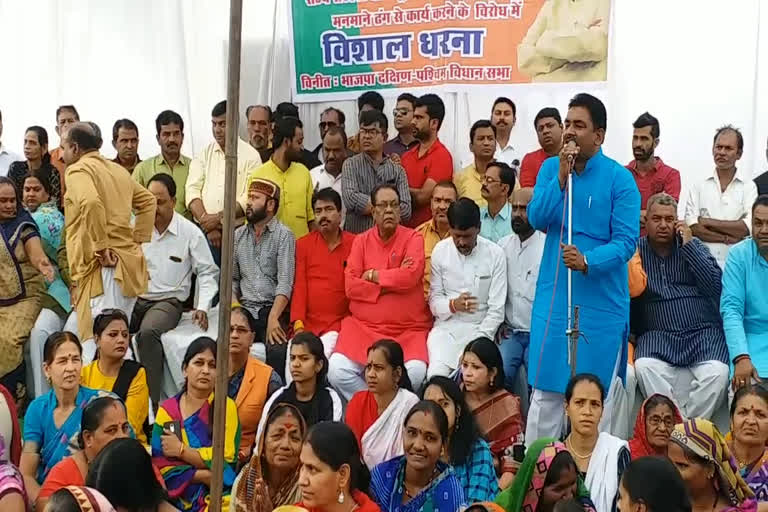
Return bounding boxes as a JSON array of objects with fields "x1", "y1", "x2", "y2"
[
  {"x1": 63, "y1": 122, "x2": 156, "y2": 346},
  {"x1": 497, "y1": 188, "x2": 545, "y2": 391}
]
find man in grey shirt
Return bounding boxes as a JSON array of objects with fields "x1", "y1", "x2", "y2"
[
  {"x1": 342, "y1": 109, "x2": 411, "y2": 233},
  {"x1": 233, "y1": 177, "x2": 295, "y2": 379}
]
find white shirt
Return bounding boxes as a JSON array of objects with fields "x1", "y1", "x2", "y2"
[
  {"x1": 499, "y1": 230, "x2": 546, "y2": 331},
  {"x1": 684, "y1": 169, "x2": 758, "y2": 268},
  {"x1": 0, "y1": 143, "x2": 22, "y2": 177},
  {"x1": 429, "y1": 235, "x2": 507, "y2": 339},
  {"x1": 141, "y1": 212, "x2": 220, "y2": 311},
  {"x1": 185, "y1": 138, "x2": 262, "y2": 213},
  {"x1": 495, "y1": 141, "x2": 519, "y2": 169},
  {"x1": 310, "y1": 164, "x2": 345, "y2": 223}
]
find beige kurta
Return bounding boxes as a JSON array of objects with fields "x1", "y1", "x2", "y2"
[{"x1": 64, "y1": 152, "x2": 156, "y2": 340}]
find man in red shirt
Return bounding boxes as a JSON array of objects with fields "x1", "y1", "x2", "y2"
[
  {"x1": 401, "y1": 94, "x2": 454, "y2": 228},
  {"x1": 625, "y1": 112, "x2": 681, "y2": 235},
  {"x1": 290, "y1": 187, "x2": 355, "y2": 358},
  {"x1": 519, "y1": 107, "x2": 562, "y2": 188}
]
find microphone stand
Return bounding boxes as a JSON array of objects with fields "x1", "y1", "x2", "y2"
[{"x1": 566, "y1": 160, "x2": 581, "y2": 377}]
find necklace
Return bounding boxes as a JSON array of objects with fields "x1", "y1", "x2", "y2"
[
  {"x1": 403, "y1": 467, "x2": 439, "y2": 499},
  {"x1": 566, "y1": 436, "x2": 594, "y2": 459}
]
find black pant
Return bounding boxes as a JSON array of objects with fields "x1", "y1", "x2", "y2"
[{"x1": 254, "y1": 305, "x2": 290, "y2": 382}]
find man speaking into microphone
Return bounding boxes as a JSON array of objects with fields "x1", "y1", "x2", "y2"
[{"x1": 525, "y1": 93, "x2": 640, "y2": 442}]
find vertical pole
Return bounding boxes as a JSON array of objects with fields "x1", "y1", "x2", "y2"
[
  {"x1": 566, "y1": 171, "x2": 574, "y2": 373},
  {"x1": 209, "y1": 0, "x2": 243, "y2": 509}
]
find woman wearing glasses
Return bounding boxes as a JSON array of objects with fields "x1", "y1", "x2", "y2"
[
  {"x1": 228, "y1": 306, "x2": 283, "y2": 463},
  {"x1": 628, "y1": 394, "x2": 682, "y2": 460}
]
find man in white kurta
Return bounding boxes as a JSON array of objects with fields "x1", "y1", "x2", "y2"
[{"x1": 426, "y1": 197, "x2": 506, "y2": 378}]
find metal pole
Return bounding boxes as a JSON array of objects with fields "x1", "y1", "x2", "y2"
[
  {"x1": 210, "y1": 0, "x2": 243, "y2": 509},
  {"x1": 566, "y1": 171, "x2": 574, "y2": 370}
]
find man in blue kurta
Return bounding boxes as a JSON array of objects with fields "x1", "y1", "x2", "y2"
[{"x1": 526, "y1": 93, "x2": 640, "y2": 443}]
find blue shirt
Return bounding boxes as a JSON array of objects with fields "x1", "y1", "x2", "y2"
[
  {"x1": 452, "y1": 438, "x2": 499, "y2": 504},
  {"x1": 634, "y1": 237, "x2": 728, "y2": 366},
  {"x1": 480, "y1": 202, "x2": 513, "y2": 243},
  {"x1": 527, "y1": 150, "x2": 640, "y2": 392},
  {"x1": 721, "y1": 238, "x2": 768, "y2": 376}
]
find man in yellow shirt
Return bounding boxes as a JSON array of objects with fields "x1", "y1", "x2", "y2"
[
  {"x1": 415, "y1": 181, "x2": 457, "y2": 297},
  {"x1": 62, "y1": 122, "x2": 156, "y2": 343},
  {"x1": 241, "y1": 116, "x2": 315, "y2": 238},
  {"x1": 454, "y1": 120, "x2": 497, "y2": 207}
]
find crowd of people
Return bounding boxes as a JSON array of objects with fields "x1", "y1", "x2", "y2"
[{"x1": 0, "y1": 86, "x2": 766, "y2": 512}]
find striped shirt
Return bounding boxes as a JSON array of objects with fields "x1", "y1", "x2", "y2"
[
  {"x1": 634, "y1": 237, "x2": 728, "y2": 366},
  {"x1": 232, "y1": 217, "x2": 295, "y2": 320},
  {"x1": 341, "y1": 152, "x2": 412, "y2": 234}
]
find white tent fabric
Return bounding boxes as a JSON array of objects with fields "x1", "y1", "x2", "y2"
[{"x1": 1, "y1": 0, "x2": 767, "y2": 204}]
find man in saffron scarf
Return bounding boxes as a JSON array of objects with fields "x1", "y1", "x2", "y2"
[{"x1": 62, "y1": 122, "x2": 156, "y2": 344}]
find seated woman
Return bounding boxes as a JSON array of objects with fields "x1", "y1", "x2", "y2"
[
  {"x1": 0, "y1": 176, "x2": 55, "y2": 406},
  {"x1": 345, "y1": 339, "x2": 419, "y2": 469},
  {"x1": 231, "y1": 403, "x2": 306, "y2": 512},
  {"x1": 7, "y1": 126, "x2": 62, "y2": 206},
  {"x1": 87, "y1": 437, "x2": 176, "y2": 512},
  {"x1": 47, "y1": 486, "x2": 115, "y2": 512},
  {"x1": 628, "y1": 394, "x2": 682, "y2": 460},
  {"x1": 152, "y1": 337, "x2": 240, "y2": 512},
  {"x1": 422, "y1": 376, "x2": 499, "y2": 501},
  {"x1": 296, "y1": 421, "x2": 380, "y2": 512},
  {"x1": 669, "y1": 418, "x2": 758, "y2": 512},
  {"x1": 618, "y1": 456, "x2": 690, "y2": 512},
  {"x1": 0, "y1": 384, "x2": 22, "y2": 465},
  {"x1": 81, "y1": 310, "x2": 149, "y2": 444},
  {"x1": 461, "y1": 338, "x2": 523, "y2": 485},
  {"x1": 257, "y1": 333, "x2": 341, "y2": 441},
  {"x1": 0, "y1": 414, "x2": 26, "y2": 512},
  {"x1": 728, "y1": 386, "x2": 768, "y2": 501},
  {"x1": 20, "y1": 332, "x2": 99, "y2": 503},
  {"x1": 37, "y1": 396, "x2": 130, "y2": 510},
  {"x1": 370, "y1": 400, "x2": 466, "y2": 512},
  {"x1": 563, "y1": 374, "x2": 630, "y2": 512},
  {"x1": 496, "y1": 438, "x2": 596, "y2": 512},
  {"x1": 228, "y1": 306, "x2": 283, "y2": 463},
  {"x1": 26, "y1": 169, "x2": 74, "y2": 399}
]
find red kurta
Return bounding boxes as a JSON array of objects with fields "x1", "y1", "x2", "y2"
[
  {"x1": 519, "y1": 148, "x2": 550, "y2": 188},
  {"x1": 345, "y1": 390, "x2": 379, "y2": 449},
  {"x1": 335, "y1": 225, "x2": 432, "y2": 364},
  {"x1": 291, "y1": 230, "x2": 356, "y2": 335},
  {"x1": 401, "y1": 139, "x2": 454, "y2": 228}
]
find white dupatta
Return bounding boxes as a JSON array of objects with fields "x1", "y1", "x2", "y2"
[
  {"x1": 585, "y1": 432, "x2": 628, "y2": 512},
  {"x1": 361, "y1": 388, "x2": 419, "y2": 469}
]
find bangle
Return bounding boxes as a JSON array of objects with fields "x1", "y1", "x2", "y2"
[
  {"x1": 734, "y1": 355, "x2": 751, "y2": 364},
  {"x1": 179, "y1": 443, "x2": 184, "y2": 458},
  {"x1": 294, "y1": 320, "x2": 304, "y2": 331},
  {"x1": 449, "y1": 299, "x2": 456, "y2": 313}
]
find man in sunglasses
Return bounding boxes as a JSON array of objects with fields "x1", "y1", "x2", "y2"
[
  {"x1": 384, "y1": 93, "x2": 418, "y2": 157},
  {"x1": 311, "y1": 107, "x2": 345, "y2": 164}
]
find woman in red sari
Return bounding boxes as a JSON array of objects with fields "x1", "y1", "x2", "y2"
[
  {"x1": 628, "y1": 394, "x2": 682, "y2": 460},
  {"x1": 462, "y1": 338, "x2": 523, "y2": 488}
]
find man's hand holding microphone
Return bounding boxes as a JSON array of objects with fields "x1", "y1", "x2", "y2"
[{"x1": 558, "y1": 140, "x2": 579, "y2": 189}]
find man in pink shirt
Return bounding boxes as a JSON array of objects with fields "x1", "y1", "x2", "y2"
[
  {"x1": 626, "y1": 112, "x2": 681, "y2": 235},
  {"x1": 401, "y1": 94, "x2": 454, "y2": 228}
]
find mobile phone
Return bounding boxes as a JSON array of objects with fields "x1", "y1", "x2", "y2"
[
  {"x1": 164, "y1": 420, "x2": 182, "y2": 440},
  {"x1": 676, "y1": 230, "x2": 683, "y2": 248}
]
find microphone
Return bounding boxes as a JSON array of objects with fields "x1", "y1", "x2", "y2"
[{"x1": 565, "y1": 140, "x2": 577, "y2": 169}]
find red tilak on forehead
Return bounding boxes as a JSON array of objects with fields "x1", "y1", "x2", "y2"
[{"x1": 284, "y1": 422, "x2": 296, "y2": 429}]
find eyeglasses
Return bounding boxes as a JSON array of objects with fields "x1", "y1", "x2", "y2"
[
  {"x1": 647, "y1": 415, "x2": 674, "y2": 429},
  {"x1": 360, "y1": 127, "x2": 382, "y2": 137},
  {"x1": 393, "y1": 108, "x2": 411, "y2": 117},
  {"x1": 374, "y1": 201, "x2": 399, "y2": 211},
  {"x1": 318, "y1": 121, "x2": 338, "y2": 129}
]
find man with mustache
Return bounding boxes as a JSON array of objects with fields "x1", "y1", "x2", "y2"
[
  {"x1": 684, "y1": 125, "x2": 758, "y2": 269},
  {"x1": 49, "y1": 105, "x2": 79, "y2": 189},
  {"x1": 491, "y1": 97, "x2": 518, "y2": 166},
  {"x1": 479, "y1": 161, "x2": 516, "y2": 242},
  {"x1": 415, "y1": 181, "x2": 457, "y2": 296},
  {"x1": 311, "y1": 107, "x2": 345, "y2": 164},
  {"x1": 625, "y1": 112, "x2": 681, "y2": 236},
  {"x1": 309, "y1": 126, "x2": 348, "y2": 224},
  {"x1": 291, "y1": 187, "x2": 355, "y2": 359},
  {"x1": 233, "y1": 178, "x2": 295, "y2": 380},
  {"x1": 497, "y1": 187, "x2": 545, "y2": 392},
  {"x1": 347, "y1": 91, "x2": 385, "y2": 154},
  {"x1": 133, "y1": 110, "x2": 192, "y2": 219},
  {"x1": 134, "y1": 172, "x2": 218, "y2": 410},
  {"x1": 242, "y1": 116, "x2": 316, "y2": 239},
  {"x1": 454, "y1": 120, "x2": 497, "y2": 207},
  {"x1": 519, "y1": 107, "x2": 563, "y2": 188},
  {"x1": 329, "y1": 183, "x2": 432, "y2": 398},
  {"x1": 111, "y1": 118, "x2": 141, "y2": 173},
  {"x1": 425, "y1": 197, "x2": 506, "y2": 378},
  {"x1": 246, "y1": 104, "x2": 272, "y2": 161},
  {"x1": 384, "y1": 93, "x2": 418, "y2": 157},
  {"x1": 722, "y1": 195, "x2": 768, "y2": 392},
  {"x1": 402, "y1": 94, "x2": 454, "y2": 228},
  {"x1": 633, "y1": 193, "x2": 728, "y2": 420},
  {"x1": 526, "y1": 93, "x2": 640, "y2": 443}
]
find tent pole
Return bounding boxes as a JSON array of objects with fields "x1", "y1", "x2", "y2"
[{"x1": 210, "y1": 0, "x2": 243, "y2": 509}]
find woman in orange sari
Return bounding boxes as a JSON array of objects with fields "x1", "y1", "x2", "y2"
[{"x1": 462, "y1": 337, "x2": 523, "y2": 487}]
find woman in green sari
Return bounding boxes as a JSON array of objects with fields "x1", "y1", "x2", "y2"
[{"x1": 496, "y1": 438, "x2": 596, "y2": 512}]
